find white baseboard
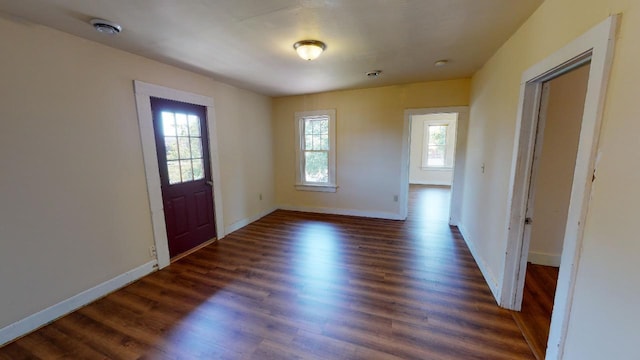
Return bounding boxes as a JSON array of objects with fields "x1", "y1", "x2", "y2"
[
  {"x1": 278, "y1": 205, "x2": 403, "y2": 220},
  {"x1": 409, "y1": 180, "x2": 452, "y2": 186},
  {"x1": 457, "y1": 223, "x2": 501, "y2": 303},
  {"x1": 528, "y1": 251, "x2": 561, "y2": 267},
  {"x1": 225, "y1": 207, "x2": 278, "y2": 235},
  {"x1": 0, "y1": 260, "x2": 157, "y2": 346}
]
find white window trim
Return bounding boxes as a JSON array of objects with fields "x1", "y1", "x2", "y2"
[
  {"x1": 421, "y1": 118, "x2": 457, "y2": 170},
  {"x1": 294, "y1": 109, "x2": 337, "y2": 192}
]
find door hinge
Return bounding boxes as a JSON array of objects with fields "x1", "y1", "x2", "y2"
[{"x1": 525, "y1": 217, "x2": 533, "y2": 225}]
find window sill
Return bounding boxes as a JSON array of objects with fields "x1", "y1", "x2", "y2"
[
  {"x1": 295, "y1": 184, "x2": 338, "y2": 193},
  {"x1": 420, "y1": 166, "x2": 453, "y2": 171}
]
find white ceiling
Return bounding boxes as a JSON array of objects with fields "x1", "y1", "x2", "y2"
[{"x1": 0, "y1": 0, "x2": 543, "y2": 96}]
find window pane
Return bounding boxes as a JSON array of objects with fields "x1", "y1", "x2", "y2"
[
  {"x1": 180, "y1": 159, "x2": 193, "y2": 181},
  {"x1": 190, "y1": 138, "x2": 203, "y2": 158},
  {"x1": 319, "y1": 119, "x2": 329, "y2": 134},
  {"x1": 305, "y1": 151, "x2": 328, "y2": 183},
  {"x1": 162, "y1": 112, "x2": 176, "y2": 136},
  {"x1": 188, "y1": 115, "x2": 201, "y2": 136},
  {"x1": 311, "y1": 120, "x2": 322, "y2": 134},
  {"x1": 428, "y1": 145, "x2": 446, "y2": 166},
  {"x1": 167, "y1": 160, "x2": 181, "y2": 184},
  {"x1": 319, "y1": 135, "x2": 329, "y2": 150},
  {"x1": 192, "y1": 159, "x2": 204, "y2": 180},
  {"x1": 175, "y1": 113, "x2": 189, "y2": 136},
  {"x1": 305, "y1": 135, "x2": 313, "y2": 150},
  {"x1": 178, "y1": 137, "x2": 191, "y2": 159},
  {"x1": 165, "y1": 137, "x2": 179, "y2": 160},
  {"x1": 304, "y1": 119, "x2": 314, "y2": 135},
  {"x1": 428, "y1": 125, "x2": 447, "y2": 145}
]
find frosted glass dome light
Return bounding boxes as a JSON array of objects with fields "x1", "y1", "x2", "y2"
[{"x1": 293, "y1": 40, "x2": 326, "y2": 61}]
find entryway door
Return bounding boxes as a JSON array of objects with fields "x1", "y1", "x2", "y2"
[{"x1": 150, "y1": 97, "x2": 216, "y2": 258}]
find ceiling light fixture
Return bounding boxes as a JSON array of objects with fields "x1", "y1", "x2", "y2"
[
  {"x1": 90, "y1": 18, "x2": 122, "y2": 35},
  {"x1": 293, "y1": 40, "x2": 326, "y2": 61}
]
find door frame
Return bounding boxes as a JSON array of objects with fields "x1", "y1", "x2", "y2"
[
  {"x1": 500, "y1": 15, "x2": 618, "y2": 359},
  {"x1": 400, "y1": 106, "x2": 469, "y2": 224},
  {"x1": 133, "y1": 80, "x2": 225, "y2": 269}
]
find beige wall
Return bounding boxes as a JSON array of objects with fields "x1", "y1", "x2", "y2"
[
  {"x1": 528, "y1": 64, "x2": 590, "y2": 266},
  {"x1": 409, "y1": 113, "x2": 457, "y2": 186},
  {"x1": 463, "y1": 0, "x2": 640, "y2": 358},
  {"x1": 0, "y1": 17, "x2": 274, "y2": 329},
  {"x1": 273, "y1": 80, "x2": 470, "y2": 218}
]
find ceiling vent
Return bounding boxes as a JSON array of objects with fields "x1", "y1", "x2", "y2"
[
  {"x1": 90, "y1": 19, "x2": 122, "y2": 35},
  {"x1": 366, "y1": 70, "x2": 383, "y2": 78}
]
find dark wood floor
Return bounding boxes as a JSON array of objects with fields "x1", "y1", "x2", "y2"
[
  {"x1": 0, "y1": 185, "x2": 534, "y2": 359},
  {"x1": 511, "y1": 263, "x2": 560, "y2": 360}
]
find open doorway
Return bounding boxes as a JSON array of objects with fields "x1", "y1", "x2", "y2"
[
  {"x1": 500, "y1": 16, "x2": 617, "y2": 360},
  {"x1": 512, "y1": 63, "x2": 591, "y2": 360},
  {"x1": 400, "y1": 107, "x2": 469, "y2": 224}
]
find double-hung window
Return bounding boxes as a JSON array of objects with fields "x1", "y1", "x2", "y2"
[
  {"x1": 422, "y1": 115, "x2": 457, "y2": 169},
  {"x1": 295, "y1": 109, "x2": 337, "y2": 192}
]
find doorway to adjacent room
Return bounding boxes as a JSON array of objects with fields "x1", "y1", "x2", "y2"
[
  {"x1": 401, "y1": 107, "x2": 469, "y2": 226},
  {"x1": 511, "y1": 63, "x2": 591, "y2": 360}
]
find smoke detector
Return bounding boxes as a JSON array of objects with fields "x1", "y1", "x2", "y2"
[
  {"x1": 90, "y1": 18, "x2": 122, "y2": 35},
  {"x1": 434, "y1": 59, "x2": 449, "y2": 67}
]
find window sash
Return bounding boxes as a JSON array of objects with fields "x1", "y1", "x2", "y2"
[
  {"x1": 294, "y1": 110, "x2": 336, "y2": 191},
  {"x1": 302, "y1": 117, "x2": 329, "y2": 184},
  {"x1": 422, "y1": 120, "x2": 456, "y2": 169},
  {"x1": 426, "y1": 125, "x2": 447, "y2": 168},
  {"x1": 303, "y1": 150, "x2": 329, "y2": 183}
]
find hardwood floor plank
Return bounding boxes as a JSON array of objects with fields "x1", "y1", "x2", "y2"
[
  {"x1": 511, "y1": 262, "x2": 559, "y2": 360},
  {"x1": 36, "y1": 326, "x2": 109, "y2": 359},
  {"x1": 52, "y1": 312, "x2": 149, "y2": 359},
  {"x1": 2, "y1": 332, "x2": 63, "y2": 360},
  {"x1": 0, "y1": 185, "x2": 534, "y2": 359}
]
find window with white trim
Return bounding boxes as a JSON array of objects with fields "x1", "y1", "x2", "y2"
[
  {"x1": 295, "y1": 109, "x2": 337, "y2": 192},
  {"x1": 422, "y1": 116, "x2": 457, "y2": 169}
]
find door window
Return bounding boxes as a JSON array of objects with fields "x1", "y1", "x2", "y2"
[{"x1": 160, "y1": 111, "x2": 205, "y2": 184}]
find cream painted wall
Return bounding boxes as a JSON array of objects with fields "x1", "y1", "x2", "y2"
[
  {"x1": 463, "y1": 0, "x2": 640, "y2": 358},
  {"x1": 273, "y1": 80, "x2": 470, "y2": 218},
  {"x1": 528, "y1": 64, "x2": 589, "y2": 267},
  {"x1": 0, "y1": 17, "x2": 274, "y2": 329},
  {"x1": 409, "y1": 113, "x2": 457, "y2": 186}
]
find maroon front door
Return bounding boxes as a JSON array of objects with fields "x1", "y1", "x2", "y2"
[{"x1": 151, "y1": 97, "x2": 216, "y2": 258}]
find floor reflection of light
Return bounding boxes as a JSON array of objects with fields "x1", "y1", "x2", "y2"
[
  {"x1": 163, "y1": 298, "x2": 234, "y2": 357},
  {"x1": 412, "y1": 187, "x2": 451, "y2": 223},
  {"x1": 409, "y1": 186, "x2": 458, "y2": 273},
  {"x1": 296, "y1": 222, "x2": 341, "y2": 282},
  {"x1": 293, "y1": 221, "x2": 344, "y2": 319}
]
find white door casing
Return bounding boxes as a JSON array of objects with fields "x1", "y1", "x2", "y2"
[
  {"x1": 400, "y1": 106, "x2": 469, "y2": 225},
  {"x1": 501, "y1": 15, "x2": 618, "y2": 360},
  {"x1": 133, "y1": 81, "x2": 225, "y2": 269}
]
